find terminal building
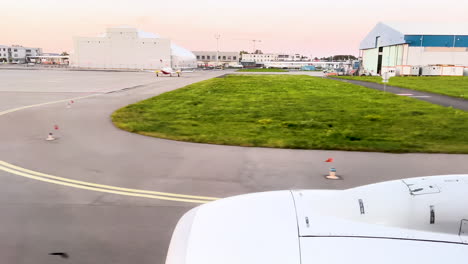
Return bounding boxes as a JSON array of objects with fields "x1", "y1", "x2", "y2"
[
  {"x1": 360, "y1": 22, "x2": 468, "y2": 75},
  {"x1": 71, "y1": 26, "x2": 197, "y2": 70}
]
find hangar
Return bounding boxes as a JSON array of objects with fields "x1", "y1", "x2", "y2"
[
  {"x1": 360, "y1": 22, "x2": 468, "y2": 75},
  {"x1": 71, "y1": 26, "x2": 196, "y2": 70}
]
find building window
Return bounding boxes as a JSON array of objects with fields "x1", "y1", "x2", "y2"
[
  {"x1": 26, "y1": 49, "x2": 31, "y2": 52},
  {"x1": 206, "y1": 55, "x2": 210, "y2": 60},
  {"x1": 228, "y1": 56, "x2": 231, "y2": 60},
  {"x1": 14, "y1": 54, "x2": 18, "y2": 57},
  {"x1": 196, "y1": 56, "x2": 200, "y2": 59},
  {"x1": 14, "y1": 49, "x2": 17, "y2": 52},
  {"x1": 222, "y1": 56, "x2": 226, "y2": 60},
  {"x1": 218, "y1": 56, "x2": 220, "y2": 59},
  {"x1": 233, "y1": 56, "x2": 237, "y2": 60},
  {"x1": 202, "y1": 56, "x2": 205, "y2": 59}
]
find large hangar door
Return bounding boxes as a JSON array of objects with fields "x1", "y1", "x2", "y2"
[
  {"x1": 377, "y1": 47, "x2": 383, "y2": 74},
  {"x1": 375, "y1": 36, "x2": 383, "y2": 74}
]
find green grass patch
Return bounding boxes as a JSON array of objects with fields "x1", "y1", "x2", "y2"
[
  {"x1": 237, "y1": 68, "x2": 288, "y2": 72},
  {"x1": 112, "y1": 75, "x2": 468, "y2": 153},
  {"x1": 335, "y1": 76, "x2": 468, "y2": 99}
]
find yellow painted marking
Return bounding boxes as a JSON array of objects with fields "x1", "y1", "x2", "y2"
[
  {"x1": 0, "y1": 165, "x2": 211, "y2": 204},
  {"x1": 0, "y1": 94, "x2": 220, "y2": 204},
  {"x1": 0, "y1": 161, "x2": 218, "y2": 201},
  {"x1": 0, "y1": 94, "x2": 96, "y2": 116}
]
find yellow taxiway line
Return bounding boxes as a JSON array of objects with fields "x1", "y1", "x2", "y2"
[
  {"x1": 0, "y1": 94, "x2": 96, "y2": 116},
  {"x1": 0, "y1": 94, "x2": 219, "y2": 204}
]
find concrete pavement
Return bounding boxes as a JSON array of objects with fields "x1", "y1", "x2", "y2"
[{"x1": 1, "y1": 69, "x2": 467, "y2": 264}]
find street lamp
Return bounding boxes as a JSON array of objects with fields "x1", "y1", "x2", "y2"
[{"x1": 215, "y1": 33, "x2": 220, "y2": 67}]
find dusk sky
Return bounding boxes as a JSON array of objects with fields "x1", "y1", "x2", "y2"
[{"x1": 3, "y1": 0, "x2": 468, "y2": 57}]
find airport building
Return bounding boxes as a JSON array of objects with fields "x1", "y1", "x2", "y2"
[
  {"x1": 241, "y1": 53, "x2": 278, "y2": 64},
  {"x1": 71, "y1": 26, "x2": 197, "y2": 70},
  {"x1": 360, "y1": 22, "x2": 468, "y2": 75},
  {"x1": 193, "y1": 51, "x2": 240, "y2": 67},
  {"x1": 240, "y1": 53, "x2": 311, "y2": 67},
  {"x1": 0, "y1": 45, "x2": 42, "y2": 63}
]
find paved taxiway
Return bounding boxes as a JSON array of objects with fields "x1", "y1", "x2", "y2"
[
  {"x1": 1, "y1": 69, "x2": 467, "y2": 263},
  {"x1": 334, "y1": 78, "x2": 468, "y2": 111}
]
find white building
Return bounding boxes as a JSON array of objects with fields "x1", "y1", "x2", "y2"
[
  {"x1": 193, "y1": 51, "x2": 240, "y2": 67},
  {"x1": 72, "y1": 26, "x2": 196, "y2": 70},
  {"x1": 360, "y1": 22, "x2": 468, "y2": 75},
  {"x1": 193, "y1": 51, "x2": 239, "y2": 63},
  {"x1": 0, "y1": 45, "x2": 42, "y2": 63},
  {"x1": 241, "y1": 53, "x2": 278, "y2": 64},
  {"x1": 0, "y1": 45, "x2": 7, "y2": 62},
  {"x1": 277, "y1": 54, "x2": 310, "y2": 61},
  {"x1": 240, "y1": 53, "x2": 311, "y2": 66}
]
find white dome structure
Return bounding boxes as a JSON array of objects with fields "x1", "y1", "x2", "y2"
[
  {"x1": 136, "y1": 29, "x2": 196, "y2": 69},
  {"x1": 72, "y1": 27, "x2": 196, "y2": 70},
  {"x1": 171, "y1": 43, "x2": 197, "y2": 69}
]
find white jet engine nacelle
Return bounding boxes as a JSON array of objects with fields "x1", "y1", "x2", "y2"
[{"x1": 166, "y1": 175, "x2": 468, "y2": 264}]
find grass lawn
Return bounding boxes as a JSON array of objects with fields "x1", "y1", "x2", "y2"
[
  {"x1": 335, "y1": 76, "x2": 468, "y2": 99},
  {"x1": 237, "y1": 68, "x2": 288, "y2": 72},
  {"x1": 112, "y1": 75, "x2": 468, "y2": 153}
]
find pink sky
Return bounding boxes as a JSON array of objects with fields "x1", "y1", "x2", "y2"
[{"x1": 2, "y1": 0, "x2": 468, "y2": 57}]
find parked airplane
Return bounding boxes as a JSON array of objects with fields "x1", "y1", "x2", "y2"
[
  {"x1": 166, "y1": 175, "x2": 468, "y2": 264},
  {"x1": 156, "y1": 67, "x2": 181, "y2": 77}
]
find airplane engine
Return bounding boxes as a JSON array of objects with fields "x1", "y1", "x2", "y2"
[{"x1": 166, "y1": 175, "x2": 468, "y2": 264}]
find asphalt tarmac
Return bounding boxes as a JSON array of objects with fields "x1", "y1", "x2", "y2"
[
  {"x1": 0, "y1": 69, "x2": 467, "y2": 264},
  {"x1": 333, "y1": 78, "x2": 468, "y2": 111}
]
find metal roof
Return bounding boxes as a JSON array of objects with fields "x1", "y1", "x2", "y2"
[
  {"x1": 383, "y1": 22, "x2": 468, "y2": 35},
  {"x1": 360, "y1": 22, "x2": 468, "y2": 49}
]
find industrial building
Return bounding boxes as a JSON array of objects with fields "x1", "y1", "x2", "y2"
[
  {"x1": 193, "y1": 51, "x2": 240, "y2": 67},
  {"x1": 71, "y1": 26, "x2": 197, "y2": 70},
  {"x1": 0, "y1": 45, "x2": 42, "y2": 63},
  {"x1": 360, "y1": 22, "x2": 468, "y2": 76}
]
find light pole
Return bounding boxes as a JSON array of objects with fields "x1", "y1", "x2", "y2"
[
  {"x1": 252, "y1": 40, "x2": 261, "y2": 53},
  {"x1": 215, "y1": 33, "x2": 220, "y2": 67}
]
